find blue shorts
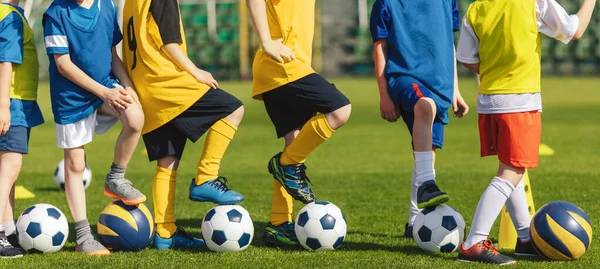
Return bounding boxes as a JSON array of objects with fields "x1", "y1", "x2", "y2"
[
  {"x1": 0, "y1": 126, "x2": 31, "y2": 154},
  {"x1": 388, "y1": 81, "x2": 445, "y2": 149}
]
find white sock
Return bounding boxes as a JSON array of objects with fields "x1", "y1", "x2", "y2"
[
  {"x1": 464, "y1": 177, "x2": 515, "y2": 249},
  {"x1": 2, "y1": 220, "x2": 16, "y2": 236},
  {"x1": 408, "y1": 167, "x2": 418, "y2": 225},
  {"x1": 414, "y1": 151, "x2": 435, "y2": 187},
  {"x1": 506, "y1": 176, "x2": 531, "y2": 242}
]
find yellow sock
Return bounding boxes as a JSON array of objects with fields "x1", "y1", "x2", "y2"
[
  {"x1": 153, "y1": 166, "x2": 178, "y2": 238},
  {"x1": 196, "y1": 119, "x2": 237, "y2": 185},
  {"x1": 269, "y1": 180, "x2": 294, "y2": 225},
  {"x1": 280, "y1": 114, "x2": 334, "y2": 165}
]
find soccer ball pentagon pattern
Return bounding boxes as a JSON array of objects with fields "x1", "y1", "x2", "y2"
[
  {"x1": 295, "y1": 201, "x2": 347, "y2": 251},
  {"x1": 413, "y1": 204, "x2": 466, "y2": 253},
  {"x1": 53, "y1": 159, "x2": 92, "y2": 190},
  {"x1": 201, "y1": 205, "x2": 254, "y2": 252},
  {"x1": 16, "y1": 204, "x2": 69, "y2": 254}
]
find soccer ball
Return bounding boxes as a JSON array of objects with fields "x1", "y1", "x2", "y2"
[
  {"x1": 97, "y1": 201, "x2": 155, "y2": 251},
  {"x1": 413, "y1": 204, "x2": 466, "y2": 253},
  {"x1": 295, "y1": 201, "x2": 347, "y2": 251},
  {"x1": 201, "y1": 205, "x2": 254, "y2": 252},
  {"x1": 16, "y1": 204, "x2": 69, "y2": 254},
  {"x1": 53, "y1": 159, "x2": 92, "y2": 190}
]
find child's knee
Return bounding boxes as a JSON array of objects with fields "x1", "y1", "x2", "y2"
[
  {"x1": 326, "y1": 104, "x2": 352, "y2": 129},
  {"x1": 124, "y1": 106, "x2": 144, "y2": 133},
  {"x1": 414, "y1": 98, "x2": 436, "y2": 119},
  {"x1": 157, "y1": 156, "x2": 180, "y2": 171},
  {"x1": 226, "y1": 106, "x2": 244, "y2": 126},
  {"x1": 64, "y1": 156, "x2": 86, "y2": 174}
]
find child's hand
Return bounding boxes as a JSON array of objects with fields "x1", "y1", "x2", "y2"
[
  {"x1": 192, "y1": 68, "x2": 219, "y2": 89},
  {"x1": 102, "y1": 87, "x2": 133, "y2": 111},
  {"x1": 452, "y1": 91, "x2": 469, "y2": 118},
  {"x1": 0, "y1": 105, "x2": 10, "y2": 136},
  {"x1": 125, "y1": 86, "x2": 140, "y2": 104},
  {"x1": 380, "y1": 92, "x2": 400, "y2": 122},
  {"x1": 262, "y1": 39, "x2": 296, "y2": 63}
]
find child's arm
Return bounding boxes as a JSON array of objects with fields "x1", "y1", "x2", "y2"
[
  {"x1": 0, "y1": 62, "x2": 11, "y2": 136},
  {"x1": 246, "y1": 0, "x2": 295, "y2": 63},
  {"x1": 373, "y1": 40, "x2": 399, "y2": 122},
  {"x1": 111, "y1": 47, "x2": 139, "y2": 102},
  {"x1": 452, "y1": 48, "x2": 469, "y2": 118},
  {"x1": 456, "y1": 17, "x2": 480, "y2": 74},
  {"x1": 572, "y1": 0, "x2": 596, "y2": 40},
  {"x1": 54, "y1": 54, "x2": 132, "y2": 111},
  {"x1": 162, "y1": 44, "x2": 218, "y2": 89}
]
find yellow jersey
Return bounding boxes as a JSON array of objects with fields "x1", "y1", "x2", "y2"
[
  {"x1": 251, "y1": 0, "x2": 316, "y2": 98},
  {"x1": 122, "y1": 0, "x2": 209, "y2": 134},
  {"x1": 466, "y1": 0, "x2": 542, "y2": 94},
  {"x1": 0, "y1": 4, "x2": 39, "y2": 101}
]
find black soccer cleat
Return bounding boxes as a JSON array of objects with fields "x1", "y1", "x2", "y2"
[
  {"x1": 416, "y1": 180, "x2": 449, "y2": 208},
  {"x1": 403, "y1": 223, "x2": 413, "y2": 239},
  {"x1": 515, "y1": 239, "x2": 541, "y2": 257},
  {"x1": 0, "y1": 235, "x2": 23, "y2": 259}
]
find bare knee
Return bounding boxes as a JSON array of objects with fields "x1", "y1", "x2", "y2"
[
  {"x1": 157, "y1": 156, "x2": 180, "y2": 171},
  {"x1": 414, "y1": 98, "x2": 436, "y2": 120},
  {"x1": 123, "y1": 105, "x2": 144, "y2": 134},
  {"x1": 497, "y1": 162, "x2": 526, "y2": 186},
  {"x1": 0, "y1": 152, "x2": 23, "y2": 178},
  {"x1": 64, "y1": 155, "x2": 86, "y2": 175},
  {"x1": 325, "y1": 104, "x2": 352, "y2": 130},
  {"x1": 225, "y1": 106, "x2": 244, "y2": 127}
]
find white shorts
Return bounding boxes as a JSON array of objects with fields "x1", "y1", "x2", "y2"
[{"x1": 55, "y1": 109, "x2": 118, "y2": 149}]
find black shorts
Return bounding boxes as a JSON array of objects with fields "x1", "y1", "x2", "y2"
[
  {"x1": 142, "y1": 88, "x2": 243, "y2": 161},
  {"x1": 262, "y1": 73, "x2": 350, "y2": 138}
]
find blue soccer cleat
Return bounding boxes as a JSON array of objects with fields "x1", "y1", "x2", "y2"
[
  {"x1": 268, "y1": 153, "x2": 315, "y2": 204},
  {"x1": 154, "y1": 228, "x2": 205, "y2": 250},
  {"x1": 189, "y1": 177, "x2": 244, "y2": 205},
  {"x1": 262, "y1": 222, "x2": 300, "y2": 248}
]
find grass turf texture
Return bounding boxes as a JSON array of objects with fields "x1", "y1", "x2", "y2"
[{"x1": 1, "y1": 77, "x2": 598, "y2": 268}]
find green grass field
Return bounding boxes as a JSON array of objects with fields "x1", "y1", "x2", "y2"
[{"x1": 1, "y1": 77, "x2": 599, "y2": 268}]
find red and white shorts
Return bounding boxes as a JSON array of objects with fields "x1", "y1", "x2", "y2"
[{"x1": 478, "y1": 111, "x2": 541, "y2": 168}]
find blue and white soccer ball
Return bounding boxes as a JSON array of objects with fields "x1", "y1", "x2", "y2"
[
  {"x1": 413, "y1": 204, "x2": 466, "y2": 253},
  {"x1": 53, "y1": 159, "x2": 92, "y2": 190},
  {"x1": 201, "y1": 205, "x2": 254, "y2": 252},
  {"x1": 16, "y1": 204, "x2": 69, "y2": 254},
  {"x1": 295, "y1": 201, "x2": 347, "y2": 251}
]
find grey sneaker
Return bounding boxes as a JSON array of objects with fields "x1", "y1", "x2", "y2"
[
  {"x1": 75, "y1": 237, "x2": 110, "y2": 256},
  {"x1": 104, "y1": 178, "x2": 147, "y2": 206},
  {"x1": 0, "y1": 236, "x2": 22, "y2": 258}
]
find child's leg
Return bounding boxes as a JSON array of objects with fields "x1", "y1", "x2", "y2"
[
  {"x1": 64, "y1": 147, "x2": 110, "y2": 256},
  {"x1": 99, "y1": 102, "x2": 146, "y2": 205},
  {"x1": 154, "y1": 157, "x2": 179, "y2": 238},
  {"x1": 506, "y1": 175, "x2": 531, "y2": 242},
  {"x1": 0, "y1": 151, "x2": 22, "y2": 236},
  {"x1": 412, "y1": 98, "x2": 436, "y2": 186},
  {"x1": 195, "y1": 106, "x2": 244, "y2": 184},
  {"x1": 464, "y1": 162, "x2": 523, "y2": 248},
  {"x1": 270, "y1": 130, "x2": 299, "y2": 226}
]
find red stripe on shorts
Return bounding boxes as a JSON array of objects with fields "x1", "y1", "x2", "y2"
[{"x1": 412, "y1": 83, "x2": 424, "y2": 98}]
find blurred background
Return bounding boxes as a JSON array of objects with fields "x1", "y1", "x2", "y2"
[{"x1": 21, "y1": 0, "x2": 600, "y2": 80}]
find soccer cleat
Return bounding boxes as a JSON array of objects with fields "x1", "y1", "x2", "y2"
[
  {"x1": 75, "y1": 237, "x2": 110, "y2": 256},
  {"x1": 0, "y1": 236, "x2": 23, "y2": 258},
  {"x1": 262, "y1": 222, "x2": 300, "y2": 248},
  {"x1": 458, "y1": 240, "x2": 516, "y2": 265},
  {"x1": 154, "y1": 227, "x2": 205, "y2": 250},
  {"x1": 189, "y1": 177, "x2": 244, "y2": 204},
  {"x1": 6, "y1": 234, "x2": 24, "y2": 255},
  {"x1": 403, "y1": 223, "x2": 413, "y2": 239},
  {"x1": 416, "y1": 180, "x2": 449, "y2": 208},
  {"x1": 268, "y1": 153, "x2": 315, "y2": 204},
  {"x1": 104, "y1": 178, "x2": 147, "y2": 206},
  {"x1": 515, "y1": 239, "x2": 540, "y2": 257}
]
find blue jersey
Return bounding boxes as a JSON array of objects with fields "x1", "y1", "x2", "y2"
[
  {"x1": 0, "y1": 3, "x2": 44, "y2": 128},
  {"x1": 43, "y1": 0, "x2": 122, "y2": 125},
  {"x1": 370, "y1": 0, "x2": 460, "y2": 124}
]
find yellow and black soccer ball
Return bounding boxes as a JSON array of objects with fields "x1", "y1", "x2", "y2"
[
  {"x1": 531, "y1": 201, "x2": 592, "y2": 261},
  {"x1": 97, "y1": 201, "x2": 155, "y2": 251}
]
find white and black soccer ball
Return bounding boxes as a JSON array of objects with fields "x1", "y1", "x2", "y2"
[
  {"x1": 16, "y1": 204, "x2": 69, "y2": 254},
  {"x1": 295, "y1": 201, "x2": 347, "y2": 251},
  {"x1": 413, "y1": 204, "x2": 466, "y2": 253},
  {"x1": 53, "y1": 159, "x2": 92, "y2": 190},
  {"x1": 201, "y1": 205, "x2": 254, "y2": 252}
]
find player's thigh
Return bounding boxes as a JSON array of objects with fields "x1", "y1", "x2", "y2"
[
  {"x1": 142, "y1": 123, "x2": 187, "y2": 162},
  {"x1": 496, "y1": 111, "x2": 541, "y2": 168},
  {"x1": 262, "y1": 84, "x2": 315, "y2": 138},
  {"x1": 170, "y1": 88, "x2": 243, "y2": 142}
]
